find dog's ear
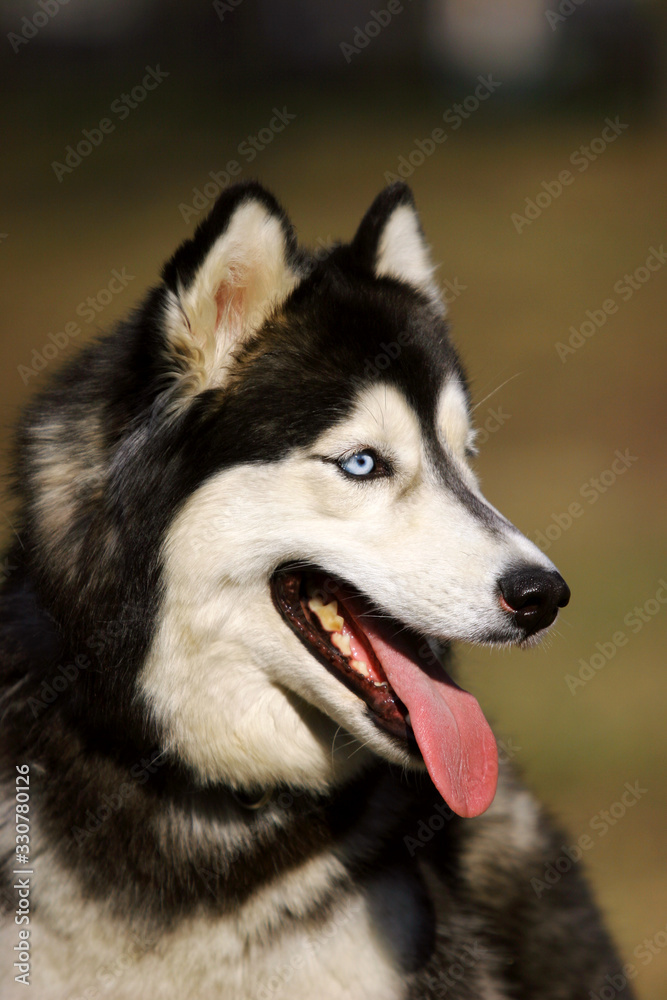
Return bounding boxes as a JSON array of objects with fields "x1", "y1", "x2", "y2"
[
  {"x1": 160, "y1": 182, "x2": 301, "y2": 394},
  {"x1": 351, "y1": 182, "x2": 442, "y2": 309}
]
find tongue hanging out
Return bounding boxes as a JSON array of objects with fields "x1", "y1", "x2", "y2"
[
  {"x1": 361, "y1": 621, "x2": 497, "y2": 817},
  {"x1": 336, "y1": 594, "x2": 499, "y2": 819},
  {"x1": 271, "y1": 568, "x2": 499, "y2": 819}
]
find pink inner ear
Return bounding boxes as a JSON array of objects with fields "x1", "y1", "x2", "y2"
[{"x1": 214, "y1": 277, "x2": 246, "y2": 334}]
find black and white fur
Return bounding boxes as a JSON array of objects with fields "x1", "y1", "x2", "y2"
[{"x1": 0, "y1": 182, "x2": 633, "y2": 998}]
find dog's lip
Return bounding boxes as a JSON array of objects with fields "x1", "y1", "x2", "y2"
[
  {"x1": 269, "y1": 564, "x2": 415, "y2": 743},
  {"x1": 270, "y1": 563, "x2": 500, "y2": 817}
]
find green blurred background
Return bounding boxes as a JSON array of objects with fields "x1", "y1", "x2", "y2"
[{"x1": 1, "y1": 1, "x2": 666, "y2": 994}]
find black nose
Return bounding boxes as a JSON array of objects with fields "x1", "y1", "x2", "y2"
[{"x1": 498, "y1": 567, "x2": 570, "y2": 636}]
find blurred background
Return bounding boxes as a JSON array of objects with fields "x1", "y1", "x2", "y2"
[{"x1": 1, "y1": 1, "x2": 665, "y2": 994}]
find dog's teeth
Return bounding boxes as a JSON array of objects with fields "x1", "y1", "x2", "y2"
[
  {"x1": 308, "y1": 597, "x2": 344, "y2": 632},
  {"x1": 332, "y1": 632, "x2": 352, "y2": 657},
  {"x1": 373, "y1": 680, "x2": 387, "y2": 688},
  {"x1": 350, "y1": 659, "x2": 370, "y2": 678}
]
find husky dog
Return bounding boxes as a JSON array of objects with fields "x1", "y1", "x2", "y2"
[{"x1": 1, "y1": 182, "x2": 633, "y2": 999}]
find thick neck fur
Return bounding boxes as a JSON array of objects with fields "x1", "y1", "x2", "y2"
[{"x1": 0, "y1": 575, "x2": 434, "y2": 933}]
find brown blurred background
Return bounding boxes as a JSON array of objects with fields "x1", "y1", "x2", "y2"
[{"x1": 1, "y1": 1, "x2": 666, "y2": 994}]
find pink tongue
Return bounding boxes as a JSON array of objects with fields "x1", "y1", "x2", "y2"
[{"x1": 364, "y1": 625, "x2": 498, "y2": 818}]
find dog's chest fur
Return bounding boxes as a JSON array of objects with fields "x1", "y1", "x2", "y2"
[
  {"x1": 3, "y1": 877, "x2": 410, "y2": 1000},
  {"x1": 1, "y1": 851, "x2": 506, "y2": 1000},
  {"x1": 0, "y1": 765, "x2": 531, "y2": 1000}
]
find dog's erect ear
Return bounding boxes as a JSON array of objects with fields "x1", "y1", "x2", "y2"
[
  {"x1": 351, "y1": 182, "x2": 442, "y2": 309},
  {"x1": 160, "y1": 182, "x2": 301, "y2": 394}
]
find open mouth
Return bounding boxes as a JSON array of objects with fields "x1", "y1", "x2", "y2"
[
  {"x1": 271, "y1": 567, "x2": 414, "y2": 741},
  {"x1": 270, "y1": 566, "x2": 498, "y2": 818}
]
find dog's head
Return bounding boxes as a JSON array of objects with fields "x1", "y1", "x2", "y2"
[
  {"x1": 132, "y1": 182, "x2": 569, "y2": 816},
  {"x1": 18, "y1": 182, "x2": 569, "y2": 817}
]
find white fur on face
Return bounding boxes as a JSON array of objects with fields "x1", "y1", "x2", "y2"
[
  {"x1": 139, "y1": 382, "x2": 557, "y2": 791},
  {"x1": 436, "y1": 378, "x2": 471, "y2": 458}
]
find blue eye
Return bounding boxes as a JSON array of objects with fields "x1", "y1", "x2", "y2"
[{"x1": 339, "y1": 450, "x2": 377, "y2": 477}]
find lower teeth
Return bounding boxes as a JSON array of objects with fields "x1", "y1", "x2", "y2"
[
  {"x1": 350, "y1": 659, "x2": 369, "y2": 678},
  {"x1": 332, "y1": 632, "x2": 352, "y2": 657}
]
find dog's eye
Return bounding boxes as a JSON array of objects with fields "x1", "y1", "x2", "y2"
[
  {"x1": 338, "y1": 449, "x2": 389, "y2": 479},
  {"x1": 339, "y1": 450, "x2": 376, "y2": 476}
]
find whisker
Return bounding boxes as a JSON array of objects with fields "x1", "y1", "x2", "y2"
[
  {"x1": 346, "y1": 737, "x2": 374, "y2": 759},
  {"x1": 471, "y1": 372, "x2": 523, "y2": 412},
  {"x1": 0, "y1": 509, "x2": 24, "y2": 549},
  {"x1": 330, "y1": 725, "x2": 343, "y2": 766}
]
